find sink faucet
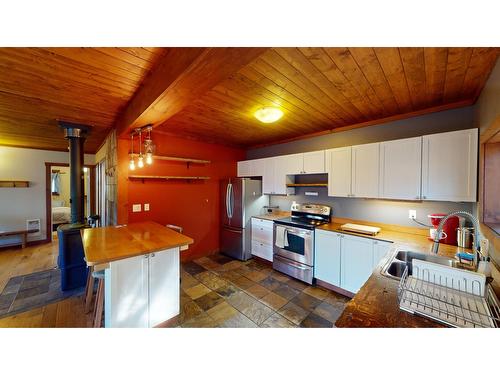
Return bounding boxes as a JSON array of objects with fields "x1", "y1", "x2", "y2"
[{"x1": 431, "y1": 211, "x2": 481, "y2": 265}]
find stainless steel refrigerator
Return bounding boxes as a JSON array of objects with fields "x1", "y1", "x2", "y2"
[{"x1": 220, "y1": 178, "x2": 268, "y2": 261}]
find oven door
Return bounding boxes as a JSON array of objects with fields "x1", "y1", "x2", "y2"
[{"x1": 273, "y1": 224, "x2": 314, "y2": 266}]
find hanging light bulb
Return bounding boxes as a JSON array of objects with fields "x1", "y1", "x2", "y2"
[
  {"x1": 129, "y1": 133, "x2": 136, "y2": 170},
  {"x1": 137, "y1": 129, "x2": 144, "y2": 168},
  {"x1": 144, "y1": 125, "x2": 153, "y2": 165}
]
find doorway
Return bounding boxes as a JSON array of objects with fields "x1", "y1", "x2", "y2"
[{"x1": 45, "y1": 162, "x2": 96, "y2": 241}]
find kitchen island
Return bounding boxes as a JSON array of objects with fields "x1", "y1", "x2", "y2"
[
  {"x1": 317, "y1": 221, "x2": 500, "y2": 328},
  {"x1": 82, "y1": 221, "x2": 193, "y2": 328}
]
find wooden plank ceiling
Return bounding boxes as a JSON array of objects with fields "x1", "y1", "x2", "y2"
[
  {"x1": 0, "y1": 47, "x2": 165, "y2": 152},
  {"x1": 157, "y1": 47, "x2": 499, "y2": 147},
  {"x1": 0, "y1": 47, "x2": 498, "y2": 152}
]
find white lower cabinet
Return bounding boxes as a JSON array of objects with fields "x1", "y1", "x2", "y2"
[
  {"x1": 340, "y1": 235, "x2": 376, "y2": 294},
  {"x1": 148, "y1": 249, "x2": 180, "y2": 327},
  {"x1": 251, "y1": 218, "x2": 273, "y2": 261},
  {"x1": 314, "y1": 230, "x2": 341, "y2": 287},
  {"x1": 314, "y1": 229, "x2": 392, "y2": 294},
  {"x1": 373, "y1": 241, "x2": 392, "y2": 268},
  {"x1": 105, "y1": 248, "x2": 180, "y2": 328}
]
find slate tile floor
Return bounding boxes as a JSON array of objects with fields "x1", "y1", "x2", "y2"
[
  {"x1": 168, "y1": 254, "x2": 350, "y2": 328},
  {"x1": 0, "y1": 268, "x2": 83, "y2": 318}
]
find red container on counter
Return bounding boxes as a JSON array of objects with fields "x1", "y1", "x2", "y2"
[{"x1": 428, "y1": 213, "x2": 459, "y2": 245}]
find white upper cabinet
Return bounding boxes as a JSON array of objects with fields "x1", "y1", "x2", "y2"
[
  {"x1": 326, "y1": 146, "x2": 352, "y2": 197},
  {"x1": 279, "y1": 151, "x2": 325, "y2": 174},
  {"x1": 422, "y1": 128, "x2": 478, "y2": 202},
  {"x1": 252, "y1": 158, "x2": 266, "y2": 177},
  {"x1": 351, "y1": 143, "x2": 380, "y2": 198},
  {"x1": 280, "y1": 153, "x2": 304, "y2": 175},
  {"x1": 239, "y1": 128, "x2": 478, "y2": 202},
  {"x1": 262, "y1": 157, "x2": 276, "y2": 194},
  {"x1": 303, "y1": 150, "x2": 325, "y2": 174},
  {"x1": 274, "y1": 156, "x2": 295, "y2": 195},
  {"x1": 380, "y1": 137, "x2": 422, "y2": 200},
  {"x1": 237, "y1": 160, "x2": 253, "y2": 177}
]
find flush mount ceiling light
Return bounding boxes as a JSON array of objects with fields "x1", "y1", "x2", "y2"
[{"x1": 254, "y1": 107, "x2": 283, "y2": 123}]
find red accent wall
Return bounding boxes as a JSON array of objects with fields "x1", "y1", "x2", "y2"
[{"x1": 117, "y1": 134, "x2": 245, "y2": 261}]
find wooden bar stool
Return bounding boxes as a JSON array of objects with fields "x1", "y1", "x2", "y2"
[
  {"x1": 92, "y1": 268, "x2": 105, "y2": 328},
  {"x1": 83, "y1": 262, "x2": 108, "y2": 327},
  {"x1": 84, "y1": 265, "x2": 95, "y2": 313}
]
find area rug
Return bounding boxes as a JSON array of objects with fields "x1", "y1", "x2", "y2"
[{"x1": 0, "y1": 268, "x2": 85, "y2": 318}]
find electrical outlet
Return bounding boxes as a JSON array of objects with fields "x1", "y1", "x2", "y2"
[
  {"x1": 409, "y1": 210, "x2": 417, "y2": 219},
  {"x1": 144, "y1": 203, "x2": 150, "y2": 211},
  {"x1": 132, "y1": 204, "x2": 142, "y2": 212}
]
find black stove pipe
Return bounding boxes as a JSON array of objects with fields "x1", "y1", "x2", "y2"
[{"x1": 59, "y1": 122, "x2": 90, "y2": 224}]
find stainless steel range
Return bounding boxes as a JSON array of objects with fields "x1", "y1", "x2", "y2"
[{"x1": 273, "y1": 203, "x2": 331, "y2": 284}]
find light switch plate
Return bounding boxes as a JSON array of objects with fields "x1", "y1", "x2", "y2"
[
  {"x1": 144, "y1": 203, "x2": 150, "y2": 211},
  {"x1": 132, "y1": 204, "x2": 142, "y2": 212}
]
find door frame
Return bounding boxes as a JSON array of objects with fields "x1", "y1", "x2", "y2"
[{"x1": 45, "y1": 162, "x2": 96, "y2": 242}]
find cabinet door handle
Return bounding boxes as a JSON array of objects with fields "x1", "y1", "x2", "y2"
[
  {"x1": 373, "y1": 241, "x2": 378, "y2": 245},
  {"x1": 144, "y1": 254, "x2": 149, "y2": 259},
  {"x1": 150, "y1": 253, "x2": 155, "y2": 258}
]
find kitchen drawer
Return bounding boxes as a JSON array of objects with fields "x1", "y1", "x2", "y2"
[
  {"x1": 251, "y1": 217, "x2": 274, "y2": 229},
  {"x1": 252, "y1": 225, "x2": 273, "y2": 244},
  {"x1": 251, "y1": 240, "x2": 273, "y2": 262}
]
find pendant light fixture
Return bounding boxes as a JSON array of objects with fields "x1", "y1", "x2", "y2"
[
  {"x1": 144, "y1": 125, "x2": 154, "y2": 165},
  {"x1": 137, "y1": 129, "x2": 144, "y2": 168},
  {"x1": 129, "y1": 125, "x2": 154, "y2": 170},
  {"x1": 129, "y1": 133, "x2": 136, "y2": 170}
]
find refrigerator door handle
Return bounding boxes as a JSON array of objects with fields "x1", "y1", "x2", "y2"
[
  {"x1": 223, "y1": 226, "x2": 242, "y2": 234},
  {"x1": 229, "y1": 183, "x2": 234, "y2": 218},
  {"x1": 225, "y1": 183, "x2": 231, "y2": 219}
]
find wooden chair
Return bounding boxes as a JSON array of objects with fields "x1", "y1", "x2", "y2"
[
  {"x1": 83, "y1": 262, "x2": 108, "y2": 327},
  {"x1": 92, "y1": 269, "x2": 105, "y2": 328}
]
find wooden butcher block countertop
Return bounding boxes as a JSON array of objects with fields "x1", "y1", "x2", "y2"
[
  {"x1": 252, "y1": 211, "x2": 290, "y2": 221},
  {"x1": 82, "y1": 221, "x2": 193, "y2": 266},
  {"x1": 317, "y1": 220, "x2": 498, "y2": 328}
]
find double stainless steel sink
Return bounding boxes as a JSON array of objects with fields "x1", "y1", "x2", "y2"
[{"x1": 382, "y1": 249, "x2": 458, "y2": 279}]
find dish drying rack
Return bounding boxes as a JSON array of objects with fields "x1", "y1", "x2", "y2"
[{"x1": 398, "y1": 265, "x2": 500, "y2": 328}]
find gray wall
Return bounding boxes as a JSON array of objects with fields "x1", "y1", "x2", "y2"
[
  {"x1": 246, "y1": 106, "x2": 476, "y2": 227},
  {"x1": 270, "y1": 188, "x2": 472, "y2": 228}
]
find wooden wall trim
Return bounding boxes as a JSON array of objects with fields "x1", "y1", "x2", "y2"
[
  {"x1": 478, "y1": 115, "x2": 500, "y2": 265},
  {"x1": 44, "y1": 162, "x2": 96, "y2": 242}
]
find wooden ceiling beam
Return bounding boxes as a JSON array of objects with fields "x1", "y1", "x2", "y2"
[{"x1": 114, "y1": 47, "x2": 269, "y2": 137}]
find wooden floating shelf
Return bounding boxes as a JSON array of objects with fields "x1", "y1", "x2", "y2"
[
  {"x1": 129, "y1": 175, "x2": 210, "y2": 181},
  {"x1": 0, "y1": 180, "x2": 30, "y2": 188},
  {"x1": 286, "y1": 183, "x2": 328, "y2": 187},
  {"x1": 130, "y1": 154, "x2": 210, "y2": 164}
]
